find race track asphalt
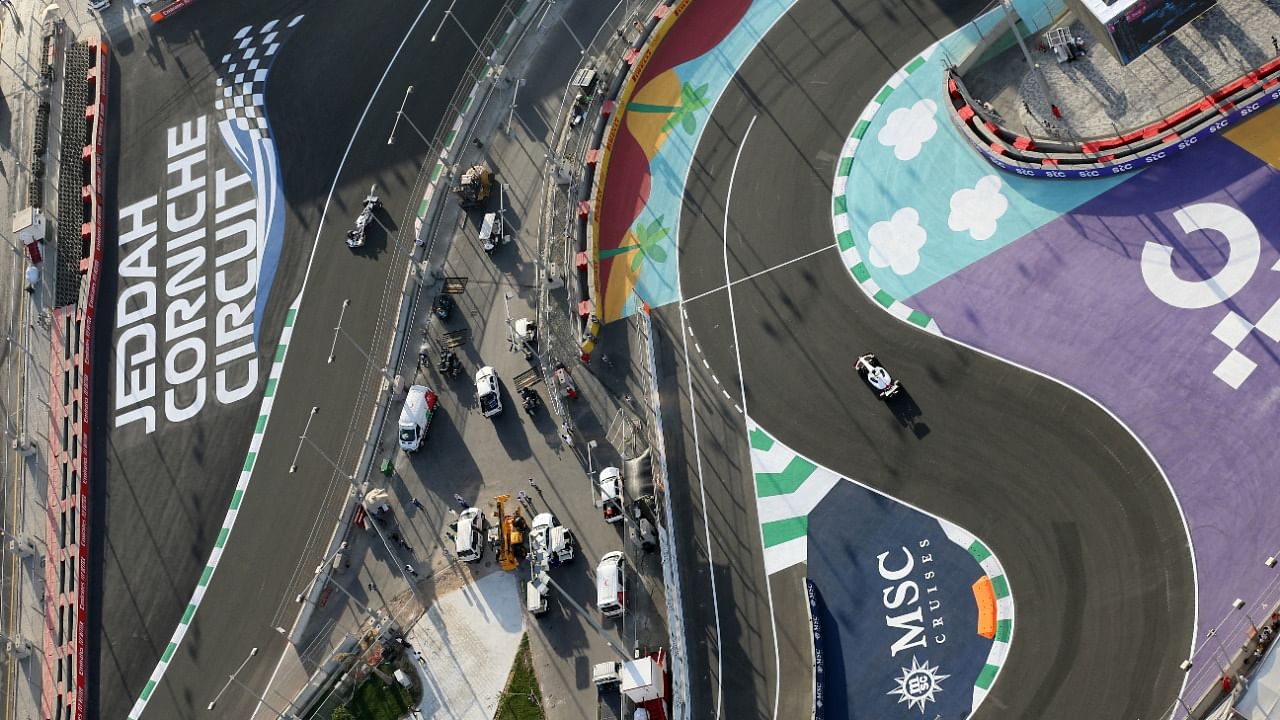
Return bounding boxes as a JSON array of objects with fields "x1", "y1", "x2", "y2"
[
  {"x1": 91, "y1": 1, "x2": 506, "y2": 718},
  {"x1": 669, "y1": 0, "x2": 1197, "y2": 718}
]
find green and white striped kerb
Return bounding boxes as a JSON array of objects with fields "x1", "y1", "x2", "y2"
[
  {"x1": 127, "y1": 301, "x2": 301, "y2": 720},
  {"x1": 831, "y1": 47, "x2": 940, "y2": 336},
  {"x1": 938, "y1": 520, "x2": 1016, "y2": 712},
  {"x1": 747, "y1": 419, "x2": 1015, "y2": 710}
]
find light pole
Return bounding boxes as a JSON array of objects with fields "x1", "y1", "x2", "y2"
[
  {"x1": 1205, "y1": 626, "x2": 1233, "y2": 675},
  {"x1": 539, "y1": 0, "x2": 585, "y2": 54},
  {"x1": 507, "y1": 78, "x2": 525, "y2": 137},
  {"x1": 206, "y1": 647, "x2": 300, "y2": 718},
  {"x1": 289, "y1": 406, "x2": 354, "y2": 483},
  {"x1": 327, "y1": 298, "x2": 395, "y2": 382},
  {"x1": 430, "y1": 0, "x2": 489, "y2": 62},
  {"x1": 1233, "y1": 598, "x2": 1259, "y2": 635},
  {"x1": 1176, "y1": 659, "x2": 1195, "y2": 718},
  {"x1": 387, "y1": 85, "x2": 431, "y2": 147}
]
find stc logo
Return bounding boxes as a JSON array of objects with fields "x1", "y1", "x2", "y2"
[{"x1": 1140, "y1": 202, "x2": 1280, "y2": 389}]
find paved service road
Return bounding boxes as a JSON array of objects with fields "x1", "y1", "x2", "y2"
[
  {"x1": 93, "y1": 1, "x2": 506, "y2": 718},
  {"x1": 669, "y1": 0, "x2": 1196, "y2": 718}
]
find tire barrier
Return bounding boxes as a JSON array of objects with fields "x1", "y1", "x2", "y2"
[
  {"x1": 945, "y1": 56, "x2": 1280, "y2": 179},
  {"x1": 42, "y1": 38, "x2": 108, "y2": 720},
  {"x1": 573, "y1": 0, "x2": 681, "y2": 363}
]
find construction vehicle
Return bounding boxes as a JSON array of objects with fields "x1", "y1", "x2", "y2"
[
  {"x1": 493, "y1": 494, "x2": 527, "y2": 572},
  {"x1": 452, "y1": 164, "x2": 492, "y2": 208}
]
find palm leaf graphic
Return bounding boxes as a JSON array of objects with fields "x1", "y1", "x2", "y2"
[
  {"x1": 630, "y1": 216, "x2": 670, "y2": 272},
  {"x1": 662, "y1": 82, "x2": 712, "y2": 135}
]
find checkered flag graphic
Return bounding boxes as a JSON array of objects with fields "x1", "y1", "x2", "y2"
[{"x1": 214, "y1": 15, "x2": 304, "y2": 140}]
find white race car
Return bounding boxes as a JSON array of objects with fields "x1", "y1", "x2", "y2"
[
  {"x1": 345, "y1": 187, "x2": 381, "y2": 249},
  {"x1": 855, "y1": 353, "x2": 901, "y2": 399}
]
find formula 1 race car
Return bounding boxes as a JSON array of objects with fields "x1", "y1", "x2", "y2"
[
  {"x1": 855, "y1": 352, "x2": 901, "y2": 399},
  {"x1": 345, "y1": 187, "x2": 382, "y2": 249}
]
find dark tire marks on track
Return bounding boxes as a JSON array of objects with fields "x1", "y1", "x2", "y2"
[{"x1": 670, "y1": 0, "x2": 1195, "y2": 718}]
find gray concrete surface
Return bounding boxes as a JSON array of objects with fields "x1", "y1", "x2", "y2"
[
  {"x1": 965, "y1": 0, "x2": 1280, "y2": 139},
  {"x1": 257, "y1": 2, "x2": 674, "y2": 720},
  {"x1": 0, "y1": 1, "x2": 106, "y2": 718}
]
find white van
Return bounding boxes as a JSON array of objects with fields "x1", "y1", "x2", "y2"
[
  {"x1": 595, "y1": 551, "x2": 626, "y2": 617},
  {"x1": 455, "y1": 507, "x2": 485, "y2": 562},
  {"x1": 398, "y1": 385, "x2": 438, "y2": 452},
  {"x1": 598, "y1": 467, "x2": 623, "y2": 524}
]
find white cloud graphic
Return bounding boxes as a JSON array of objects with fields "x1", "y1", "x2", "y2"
[
  {"x1": 867, "y1": 207, "x2": 927, "y2": 276},
  {"x1": 948, "y1": 175, "x2": 1009, "y2": 241},
  {"x1": 877, "y1": 99, "x2": 938, "y2": 161}
]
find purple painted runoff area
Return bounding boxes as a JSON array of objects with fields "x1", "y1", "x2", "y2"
[{"x1": 911, "y1": 135, "x2": 1280, "y2": 698}]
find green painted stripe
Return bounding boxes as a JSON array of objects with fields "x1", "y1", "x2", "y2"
[
  {"x1": 837, "y1": 156, "x2": 854, "y2": 177},
  {"x1": 852, "y1": 119, "x2": 871, "y2": 139},
  {"x1": 242, "y1": 453, "x2": 256, "y2": 473},
  {"x1": 836, "y1": 230, "x2": 855, "y2": 251},
  {"x1": 756, "y1": 456, "x2": 817, "y2": 498},
  {"x1": 995, "y1": 618, "x2": 1012, "y2": 643},
  {"x1": 851, "y1": 262, "x2": 871, "y2": 282},
  {"x1": 181, "y1": 603, "x2": 197, "y2": 625},
  {"x1": 216, "y1": 527, "x2": 231, "y2": 548},
  {"x1": 975, "y1": 663, "x2": 999, "y2": 689},
  {"x1": 874, "y1": 84, "x2": 895, "y2": 104},
  {"x1": 873, "y1": 290, "x2": 895, "y2": 308},
  {"x1": 749, "y1": 427, "x2": 774, "y2": 451},
  {"x1": 255, "y1": 415, "x2": 267, "y2": 433},
  {"x1": 990, "y1": 574, "x2": 1010, "y2": 599},
  {"x1": 198, "y1": 566, "x2": 213, "y2": 587},
  {"x1": 445, "y1": 129, "x2": 457, "y2": 148},
  {"x1": 461, "y1": 95, "x2": 474, "y2": 114},
  {"x1": 274, "y1": 344, "x2": 287, "y2": 362},
  {"x1": 907, "y1": 309, "x2": 933, "y2": 328},
  {"x1": 968, "y1": 539, "x2": 992, "y2": 564},
  {"x1": 495, "y1": 31, "x2": 509, "y2": 50},
  {"x1": 265, "y1": 378, "x2": 278, "y2": 397},
  {"x1": 431, "y1": 163, "x2": 444, "y2": 184},
  {"x1": 230, "y1": 490, "x2": 244, "y2": 511},
  {"x1": 285, "y1": 308, "x2": 297, "y2": 327},
  {"x1": 161, "y1": 642, "x2": 177, "y2": 663},
  {"x1": 904, "y1": 55, "x2": 927, "y2": 74},
  {"x1": 833, "y1": 195, "x2": 848, "y2": 215},
  {"x1": 761, "y1": 516, "x2": 808, "y2": 547},
  {"x1": 140, "y1": 680, "x2": 156, "y2": 700}
]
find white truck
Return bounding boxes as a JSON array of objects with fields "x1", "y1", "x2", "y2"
[{"x1": 529, "y1": 512, "x2": 576, "y2": 565}]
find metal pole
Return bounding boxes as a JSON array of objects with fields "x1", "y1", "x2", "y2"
[
  {"x1": 206, "y1": 647, "x2": 300, "y2": 719},
  {"x1": 328, "y1": 298, "x2": 395, "y2": 381},
  {"x1": 289, "y1": 406, "x2": 354, "y2": 481},
  {"x1": 387, "y1": 85, "x2": 414, "y2": 145},
  {"x1": 508, "y1": 79, "x2": 525, "y2": 137},
  {"x1": 999, "y1": 0, "x2": 1055, "y2": 114},
  {"x1": 547, "y1": 0, "x2": 586, "y2": 54},
  {"x1": 432, "y1": 0, "x2": 488, "y2": 62}
]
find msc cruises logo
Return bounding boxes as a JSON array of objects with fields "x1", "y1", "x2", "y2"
[{"x1": 887, "y1": 656, "x2": 950, "y2": 713}]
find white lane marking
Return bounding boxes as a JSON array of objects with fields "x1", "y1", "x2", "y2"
[
  {"x1": 711, "y1": 374, "x2": 719, "y2": 386},
  {"x1": 678, "y1": 302, "x2": 725, "y2": 720},
  {"x1": 683, "y1": 241, "x2": 840, "y2": 304},
  {"x1": 252, "y1": 2, "x2": 443, "y2": 716},
  {"x1": 702, "y1": 357, "x2": 710, "y2": 370},
  {"x1": 695, "y1": 342, "x2": 701, "y2": 353},
  {"x1": 721, "y1": 113, "x2": 781, "y2": 720}
]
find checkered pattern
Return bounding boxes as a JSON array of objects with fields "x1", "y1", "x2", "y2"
[
  {"x1": 214, "y1": 16, "x2": 304, "y2": 140},
  {"x1": 1212, "y1": 295, "x2": 1280, "y2": 389}
]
